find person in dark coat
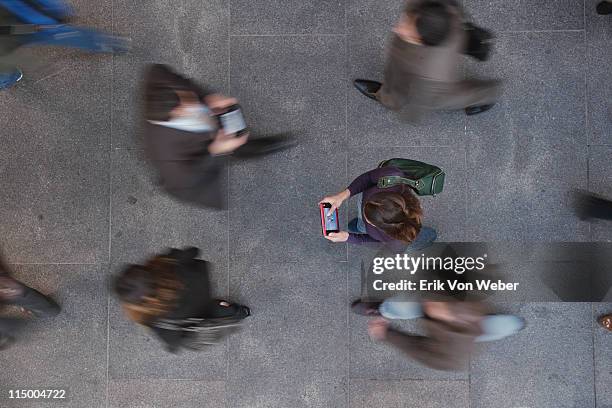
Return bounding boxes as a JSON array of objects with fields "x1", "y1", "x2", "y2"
[
  {"x1": 143, "y1": 64, "x2": 294, "y2": 209},
  {"x1": 114, "y1": 247, "x2": 250, "y2": 353},
  {"x1": 353, "y1": 0, "x2": 500, "y2": 120}
]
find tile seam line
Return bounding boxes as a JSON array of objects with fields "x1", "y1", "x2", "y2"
[
  {"x1": 229, "y1": 33, "x2": 346, "y2": 37},
  {"x1": 7, "y1": 262, "x2": 100, "y2": 265},
  {"x1": 501, "y1": 29, "x2": 585, "y2": 33}
]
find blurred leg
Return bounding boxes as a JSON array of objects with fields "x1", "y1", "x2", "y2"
[
  {"x1": 26, "y1": 26, "x2": 129, "y2": 54},
  {"x1": 379, "y1": 299, "x2": 423, "y2": 320},
  {"x1": 404, "y1": 226, "x2": 437, "y2": 252},
  {"x1": 475, "y1": 314, "x2": 525, "y2": 342}
]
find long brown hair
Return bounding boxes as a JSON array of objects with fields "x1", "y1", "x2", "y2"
[
  {"x1": 114, "y1": 257, "x2": 184, "y2": 325},
  {"x1": 363, "y1": 190, "x2": 423, "y2": 243}
]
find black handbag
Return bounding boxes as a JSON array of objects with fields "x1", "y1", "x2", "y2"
[
  {"x1": 463, "y1": 22, "x2": 494, "y2": 62},
  {"x1": 154, "y1": 315, "x2": 244, "y2": 350}
]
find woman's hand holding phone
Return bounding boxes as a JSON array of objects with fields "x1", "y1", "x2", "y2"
[
  {"x1": 319, "y1": 189, "x2": 350, "y2": 214},
  {"x1": 324, "y1": 231, "x2": 349, "y2": 243}
]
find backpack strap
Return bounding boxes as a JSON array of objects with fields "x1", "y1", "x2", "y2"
[{"x1": 377, "y1": 175, "x2": 421, "y2": 190}]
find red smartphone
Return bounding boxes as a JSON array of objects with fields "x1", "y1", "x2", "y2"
[{"x1": 320, "y1": 203, "x2": 339, "y2": 236}]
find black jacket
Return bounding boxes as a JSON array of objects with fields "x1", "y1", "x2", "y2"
[{"x1": 148, "y1": 247, "x2": 216, "y2": 352}]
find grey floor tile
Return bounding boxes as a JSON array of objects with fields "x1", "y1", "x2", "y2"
[
  {"x1": 588, "y1": 146, "x2": 612, "y2": 241},
  {"x1": 227, "y1": 375, "x2": 347, "y2": 408},
  {"x1": 347, "y1": 0, "x2": 466, "y2": 148},
  {"x1": 0, "y1": 144, "x2": 109, "y2": 264},
  {"x1": 465, "y1": 32, "x2": 588, "y2": 241},
  {"x1": 0, "y1": 264, "x2": 106, "y2": 408},
  {"x1": 464, "y1": 0, "x2": 584, "y2": 31},
  {"x1": 349, "y1": 379, "x2": 469, "y2": 407},
  {"x1": 112, "y1": 0, "x2": 229, "y2": 148},
  {"x1": 230, "y1": 0, "x2": 346, "y2": 35},
  {"x1": 229, "y1": 144, "x2": 347, "y2": 263},
  {"x1": 110, "y1": 148, "x2": 228, "y2": 265},
  {"x1": 227, "y1": 260, "x2": 348, "y2": 407},
  {"x1": 594, "y1": 303, "x2": 612, "y2": 408},
  {"x1": 586, "y1": 0, "x2": 612, "y2": 145},
  {"x1": 229, "y1": 35, "x2": 347, "y2": 148},
  {"x1": 108, "y1": 379, "x2": 225, "y2": 408},
  {"x1": 228, "y1": 260, "x2": 348, "y2": 378},
  {"x1": 470, "y1": 303, "x2": 595, "y2": 408},
  {"x1": 348, "y1": 146, "x2": 468, "y2": 242},
  {"x1": 0, "y1": 56, "x2": 111, "y2": 149}
]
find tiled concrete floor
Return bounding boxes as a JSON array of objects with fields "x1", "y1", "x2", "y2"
[{"x1": 0, "y1": 0, "x2": 610, "y2": 407}]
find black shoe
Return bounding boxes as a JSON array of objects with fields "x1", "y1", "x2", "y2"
[
  {"x1": 351, "y1": 300, "x2": 382, "y2": 316},
  {"x1": 353, "y1": 79, "x2": 382, "y2": 100},
  {"x1": 465, "y1": 104, "x2": 495, "y2": 116},
  {"x1": 597, "y1": 1, "x2": 612, "y2": 14},
  {"x1": 238, "y1": 306, "x2": 251, "y2": 319}
]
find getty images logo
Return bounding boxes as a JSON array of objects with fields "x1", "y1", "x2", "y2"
[{"x1": 372, "y1": 253, "x2": 488, "y2": 275}]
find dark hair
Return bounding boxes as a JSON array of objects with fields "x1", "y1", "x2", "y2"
[
  {"x1": 144, "y1": 85, "x2": 181, "y2": 122},
  {"x1": 114, "y1": 257, "x2": 183, "y2": 325},
  {"x1": 363, "y1": 190, "x2": 423, "y2": 243},
  {"x1": 412, "y1": 1, "x2": 452, "y2": 46}
]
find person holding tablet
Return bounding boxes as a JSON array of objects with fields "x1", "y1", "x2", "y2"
[{"x1": 319, "y1": 166, "x2": 437, "y2": 251}]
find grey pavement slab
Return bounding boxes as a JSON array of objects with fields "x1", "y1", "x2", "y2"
[
  {"x1": 229, "y1": 35, "x2": 347, "y2": 148},
  {"x1": 229, "y1": 144, "x2": 347, "y2": 263},
  {"x1": 586, "y1": 0, "x2": 612, "y2": 145},
  {"x1": 463, "y1": 0, "x2": 584, "y2": 32},
  {"x1": 230, "y1": 0, "x2": 346, "y2": 35},
  {"x1": 227, "y1": 260, "x2": 348, "y2": 407},
  {"x1": 347, "y1": 0, "x2": 466, "y2": 148},
  {"x1": 0, "y1": 143, "x2": 109, "y2": 264},
  {"x1": 349, "y1": 379, "x2": 469, "y2": 407},
  {"x1": 108, "y1": 379, "x2": 226, "y2": 408},
  {"x1": 227, "y1": 375, "x2": 348, "y2": 408},
  {"x1": 594, "y1": 303, "x2": 612, "y2": 408},
  {"x1": 111, "y1": 0, "x2": 229, "y2": 148},
  {"x1": 0, "y1": 264, "x2": 106, "y2": 408},
  {"x1": 0, "y1": 56, "x2": 112, "y2": 149},
  {"x1": 110, "y1": 148, "x2": 228, "y2": 265},
  {"x1": 589, "y1": 146, "x2": 612, "y2": 241},
  {"x1": 348, "y1": 146, "x2": 468, "y2": 242},
  {"x1": 470, "y1": 303, "x2": 595, "y2": 408},
  {"x1": 465, "y1": 32, "x2": 588, "y2": 241}
]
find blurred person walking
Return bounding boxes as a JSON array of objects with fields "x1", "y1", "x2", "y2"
[
  {"x1": 143, "y1": 64, "x2": 295, "y2": 209},
  {"x1": 114, "y1": 247, "x2": 250, "y2": 353},
  {"x1": 353, "y1": 0, "x2": 500, "y2": 119},
  {"x1": 354, "y1": 298, "x2": 524, "y2": 370},
  {"x1": 0, "y1": 0, "x2": 129, "y2": 90},
  {"x1": 0, "y1": 250, "x2": 60, "y2": 350}
]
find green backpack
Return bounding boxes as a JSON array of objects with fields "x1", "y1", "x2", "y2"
[{"x1": 376, "y1": 158, "x2": 445, "y2": 196}]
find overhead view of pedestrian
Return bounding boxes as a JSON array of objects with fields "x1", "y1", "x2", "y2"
[
  {"x1": 0, "y1": 0, "x2": 609, "y2": 406},
  {"x1": 353, "y1": 0, "x2": 501, "y2": 120}
]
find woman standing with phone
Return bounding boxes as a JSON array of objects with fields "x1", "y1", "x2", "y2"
[{"x1": 319, "y1": 166, "x2": 437, "y2": 251}]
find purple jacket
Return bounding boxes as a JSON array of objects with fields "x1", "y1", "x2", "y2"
[{"x1": 346, "y1": 166, "x2": 408, "y2": 248}]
